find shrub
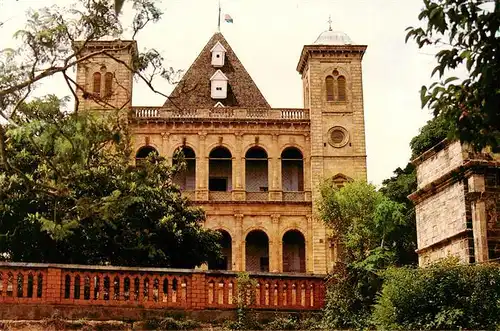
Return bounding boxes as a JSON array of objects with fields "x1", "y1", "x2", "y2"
[
  {"x1": 372, "y1": 259, "x2": 500, "y2": 330},
  {"x1": 264, "y1": 315, "x2": 298, "y2": 330},
  {"x1": 321, "y1": 263, "x2": 381, "y2": 329}
]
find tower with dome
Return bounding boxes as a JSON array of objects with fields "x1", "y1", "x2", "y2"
[{"x1": 73, "y1": 26, "x2": 368, "y2": 275}]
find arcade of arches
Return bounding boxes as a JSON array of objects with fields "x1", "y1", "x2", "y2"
[
  {"x1": 207, "y1": 228, "x2": 306, "y2": 273},
  {"x1": 133, "y1": 144, "x2": 316, "y2": 273},
  {"x1": 134, "y1": 144, "x2": 306, "y2": 201}
]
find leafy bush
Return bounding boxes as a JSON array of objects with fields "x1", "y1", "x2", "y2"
[
  {"x1": 142, "y1": 317, "x2": 200, "y2": 330},
  {"x1": 322, "y1": 263, "x2": 380, "y2": 329},
  {"x1": 372, "y1": 259, "x2": 500, "y2": 330},
  {"x1": 264, "y1": 315, "x2": 298, "y2": 330}
]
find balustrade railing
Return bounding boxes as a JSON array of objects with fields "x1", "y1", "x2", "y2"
[
  {"x1": 245, "y1": 192, "x2": 269, "y2": 201},
  {"x1": 0, "y1": 263, "x2": 325, "y2": 310},
  {"x1": 209, "y1": 191, "x2": 233, "y2": 201},
  {"x1": 282, "y1": 191, "x2": 306, "y2": 202},
  {"x1": 131, "y1": 107, "x2": 309, "y2": 121},
  {"x1": 181, "y1": 191, "x2": 195, "y2": 200}
]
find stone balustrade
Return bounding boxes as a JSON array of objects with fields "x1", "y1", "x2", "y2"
[
  {"x1": 131, "y1": 107, "x2": 310, "y2": 121},
  {"x1": 183, "y1": 190, "x2": 310, "y2": 202},
  {"x1": 0, "y1": 262, "x2": 325, "y2": 311}
]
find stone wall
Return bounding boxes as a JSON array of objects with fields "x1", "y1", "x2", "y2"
[
  {"x1": 415, "y1": 182, "x2": 467, "y2": 249},
  {"x1": 412, "y1": 140, "x2": 500, "y2": 266},
  {"x1": 418, "y1": 236, "x2": 471, "y2": 266},
  {"x1": 415, "y1": 141, "x2": 464, "y2": 189}
]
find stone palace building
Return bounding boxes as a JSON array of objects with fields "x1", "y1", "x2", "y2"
[{"x1": 74, "y1": 27, "x2": 368, "y2": 274}]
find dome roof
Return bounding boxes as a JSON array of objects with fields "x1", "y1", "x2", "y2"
[{"x1": 313, "y1": 29, "x2": 353, "y2": 45}]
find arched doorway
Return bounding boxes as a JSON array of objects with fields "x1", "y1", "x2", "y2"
[
  {"x1": 173, "y1": 146, "x2": 196, "y2": 191},
  {"x1": 208, "y1": 230, "x2": 232, "y2": 270},
  {"x1": 245, "y1": 147, "x2": 268, "y2": 200},
  {"x1": 209, "y1": 146, "x2": 232, "y2": 193},
  {"x1": 282, "y1": 230, "x2": 306, "y2": 273},
  {"x1": 135, "y1": 146, "x2": 158, "y2": 166},
  {"x1": 281, "y1": 147, "x2": 304, "y2": 192},
  {"x1": 245, "y1": 230, "x2": 269, "y2": 272}
]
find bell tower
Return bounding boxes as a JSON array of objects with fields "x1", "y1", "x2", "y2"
[
  {"x1": 73, "y1": 39, "x2": 137, "y2": 113},
  {"x1": 297, "y1": 27, "x2": 367, "y2": 272}
]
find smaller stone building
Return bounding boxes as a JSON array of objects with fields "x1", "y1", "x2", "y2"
[{"x1": 410, "y1": 140, "x2": 500, "y2": 265}]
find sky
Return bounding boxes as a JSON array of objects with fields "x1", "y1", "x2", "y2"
[{"x1": 0, "y1": 0, "x2": 441, "y2": 186}]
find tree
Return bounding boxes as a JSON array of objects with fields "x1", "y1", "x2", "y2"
[
  {"x1": 406, "y1": 0, "x2": 500, "y2": 151},
  {"x1": 409, "y1": 114, "x2": 455, "y2": 158},
  {"x1": 0, "y1": 0, "x2": 181, "y2": 180},
  {"x1": 318, "y1": 181, "x2": 409, "y2": 329},
  {"x1": 379, "y1": 163, "x2": 418, "y2": 266},
  {"x1": 0, "y1": 96, "x2": 221, "y2": 267}
]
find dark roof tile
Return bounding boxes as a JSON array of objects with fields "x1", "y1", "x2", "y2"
[{"x1": 164, "y1": 33, "x2": 270, "y2": 109}]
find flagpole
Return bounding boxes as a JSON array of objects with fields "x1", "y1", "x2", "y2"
[{"x1": 217, "y1": 0, "x2": 221, "y2": 32}]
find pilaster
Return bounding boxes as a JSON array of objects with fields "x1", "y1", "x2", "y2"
[
  {"x1": 161, "y1": 132, "x2": 170, "y2": 163},
  {"x1": 232, "y1": 132, "x2": 245, "y2": 201},
  {"x1": 196, "y1": 133, "x2": 208, "y2": 201},
  {"x1": 234, "y1": 214, "x2": 244, "y2": 271},
  {"x1": 270, "y1": 214, "x2": 281, "y2": 273},
  {"x1": 269, "y1": 134, "x2": 282, "y2": 201},
  {"x1": 470, "y1": 174, "x2": 488, "y2": 262}
]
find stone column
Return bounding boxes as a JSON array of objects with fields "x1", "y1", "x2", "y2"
[
  {"x1": 196, "y1": 133, "x2": 208, "y2": 201},
  {"x1": 270, "y1": 214, "x2": 281, "y2": 272},
  {"x1": 303, "y1": 134, "x2": 312, "y2": 201},
  {"x1": 232, "y1": 133, "x2": 245, "y2": 200},
  {"x1": 306, "y1": 215, "x2": 314, "y2": 272},
  {"x1": 269, "y1": 134, "x2": 282, "y2": 201},
  {"x1": 469, "y1": 174, "x2": 488, "y2": 262},
  {"x1": 161, "y1": 132, "x2": 170, "y2": 163},
  {"x1": 234, "y1": 214, "x2": 244, "y2": 271}
]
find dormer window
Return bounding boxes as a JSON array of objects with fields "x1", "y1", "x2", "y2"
[
  {"x1": 210, "y1": 41, "x2": 227, "y2": 67},
  {"x1": 210, "y1": 70, "x2": 229, "y2": 99}
]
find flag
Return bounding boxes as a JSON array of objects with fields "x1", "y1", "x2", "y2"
[{"x1": 224, "y1": 14, "x2": 233, "y2": 23}]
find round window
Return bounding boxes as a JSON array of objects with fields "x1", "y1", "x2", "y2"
[
  {"x1": 332, "y1": 69, "x2": 339, "y2": 76},
  {"x1": 328, "y1": 126, "x2": 349, "y2": 148}
]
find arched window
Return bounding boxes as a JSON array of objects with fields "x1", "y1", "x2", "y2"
[
  {"x1": 104, "y1": 72, "x2": 113, "y2": 98},
  {"x1": 209, "y1": 147, "x2": 232, "y2": 198},
  {"x1": 281, "y1": 147, "x2": 304, "y2": 192},
  {"x1": 245, "y1": 230, "x2": 269, "y2": 272},
  {"x1": 337, "y1": 76, "x2": 346, "y2": 101},
  {"x1": 325, "y1": 76, "x2": 334, "y2": 101},
  {"x1": 173, "y1": 147, "x2": 196, "y2": 191},
  {"x1": 208, "y1": 230, "x2": 232, "y2": 270},
  {"x1": 282, "y1": 230, "x2": 306, "y2": 273},
  {"x1": 245, "y1": 147, "x2": 268, "y2": 200},
  {"x1": 135, "y1": 146, "x2": 158, "y2": 166},
  {"x1": 93, "y1": 72, "x2": 101, "y2": 95}
]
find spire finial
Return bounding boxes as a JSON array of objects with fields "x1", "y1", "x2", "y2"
[
  {"x1": 328, "y1": 15, "x2": 332, "y2": 31},
  {"x1": 217, "y1": 0, "x2": 221, "y2": 32}
]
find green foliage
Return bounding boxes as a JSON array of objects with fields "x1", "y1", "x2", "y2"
[
  {"x1": 318, "y1": 181, "x2": 409, "y2": 329},
  {"x1": 406, "y1": 0, "x2": 500, "y2": 150},
  {"x1": 322, "y1": 263, "x2": 381, "y2": 329},
  {"x1": 409, "y1": 115, "x2": 455, "y2": 158},
  {"x1": 227, "y1": 272, "x2": 260, "y2": 330},
  {"x1": 379, "y1": 163, "x2": 418, "y2": 266},
  {"x1": 372, "y1": 259, "x2": 500, "y2": 330},
  {"x1": 318, "y1": 181, "x2": 407, "y2": 267},
  {"x1": 0, "y1": 96, "x2": 221, "y2": 268},
  {"x1": 143, "y1": 317, "x2": 201, "y2": 330},
  {"x1": 263, "y1": 314, "x2": 322, "y2": 330}
]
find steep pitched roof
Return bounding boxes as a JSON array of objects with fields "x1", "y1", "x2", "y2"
[{"x1": 164, "y1": 33, "x2": 270, "y2": 109}]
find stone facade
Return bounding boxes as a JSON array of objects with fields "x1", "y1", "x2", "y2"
[
  {"x1": 410, "y1": 140, "x2": 500, "y2": 266},
  {"x1": 73, "y1": 31, "x2": 368, "y2": 274}
]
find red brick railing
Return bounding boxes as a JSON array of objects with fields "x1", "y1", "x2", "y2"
[{"x1": 0, "y1": 263, "x2": 325, "y2": 310}]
